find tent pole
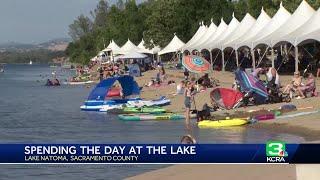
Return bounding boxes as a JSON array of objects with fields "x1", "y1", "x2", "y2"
[
  {"x1": 271, "y1": 48, "x2": 275, "y2": 68},
  {"x1": 210, "y1": 51, "x2": 213, "y2": 70},
  {"x1": 222, "y1": 50, "x2": 225, "y2": 72},
  {"x1": 295, "y1": 46, "x2": 299, "y2": 73},
  {"x1": 251, "y1": 49, "x2": 256, "y2": 69},
  {"x1": 256, "y1": 47, "x2": 269, "y2": 67},
  {"x1": 235, "y1": 49, "x2": 239, "y2": 67}
]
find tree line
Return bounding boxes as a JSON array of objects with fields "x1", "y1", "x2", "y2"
[
  {"x1": 0, "y1": 50, "x2": 65, "y2": 64},
  {"x1": 66, "y1": 0, "x2": 320, "y2": 65}
]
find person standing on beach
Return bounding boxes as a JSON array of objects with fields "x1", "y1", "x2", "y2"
[{"x1": 184, "y1": 82, "x2": 195, "y2": 128}]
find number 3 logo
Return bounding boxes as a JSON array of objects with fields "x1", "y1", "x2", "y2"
[{"x1": 266, "y1": 141, "x2": 285, "y2": 157}]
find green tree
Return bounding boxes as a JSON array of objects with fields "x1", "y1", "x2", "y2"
[{"x1": 68, "y1": 14, "x2": 93, "y2": 41}]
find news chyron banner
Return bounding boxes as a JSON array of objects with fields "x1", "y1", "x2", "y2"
[{"x1": 0, "y1": 142, "x2": 319, "y2": 164}]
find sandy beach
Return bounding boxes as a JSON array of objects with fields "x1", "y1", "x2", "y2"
[{"x1": 127, "y1": 69, "x2": 320, "y2": 180}]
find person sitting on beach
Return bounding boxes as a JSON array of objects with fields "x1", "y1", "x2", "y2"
[
  {"x1": 296, "y1": 73, "x2": 316, "y2": 99},
  {"x1": 266, "y1": 67, "x2": 280, "y2": 91},
  {"x1": 251, "y1": 68, "x2": 264, "y2": 80},
  {"x1": 198, "y1": 73, "x2": 211, "y2": 88},
  {"x1": 283, "y1": 72, "x2": 302, "y2": 96},
  {"x1": 196, "y1": 103, "x2": 211, "y2": 122}
]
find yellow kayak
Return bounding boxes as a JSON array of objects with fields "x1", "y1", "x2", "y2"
[{"x1": 198, "y1": 119, "x2": 248, "y2": 128}]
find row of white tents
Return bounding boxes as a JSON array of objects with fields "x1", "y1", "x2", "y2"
[
  {"x1": 179, "y1": 0, "x2": 320, "y2": 72},
  {"x1": 91, "y1": 39, "x2": 162, "y2": 62},
  {"x1": 93, "y1": 0, "x2": 320, "y2": 72}
]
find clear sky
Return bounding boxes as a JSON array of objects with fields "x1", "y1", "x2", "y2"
[{"x1": 0, "y1": 0, "x2": 103, "y2": 44}]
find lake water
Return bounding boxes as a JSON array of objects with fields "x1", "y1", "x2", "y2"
[{"x1": 0, "y1": 64, "x2": 304, "y2": 179}]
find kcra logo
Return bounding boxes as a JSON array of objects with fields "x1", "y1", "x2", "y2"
[{"x1": 266, "y1": 141, "x2": 288, "y2": 163}]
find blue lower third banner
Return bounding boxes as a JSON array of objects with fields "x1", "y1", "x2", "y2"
[{"x1": 0, "y1": 143, "x2": 319, "y2": 163}]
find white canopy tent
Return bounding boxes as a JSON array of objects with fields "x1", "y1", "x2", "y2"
[
  {"x1": 256, "y1": 0, "x2": 315, "y2": 48},
  {"x1": 284, "y1": 7, "x2": 320, "y2": 46},
  {"x1": 223, "y1": 13, "x2": 256, "y2": 49},
  {"x1": 189, "y1": 19, "x2": 217, "y2": 52},
  {"x1": 198, "y1": 18, "x2": 228, "y2": 51},
  {"x1": 118, "y1": 39, "x2": 145, "y2": 55},
  {"x1": 115, "y1": 52, "x2": 147, "y2": 61},
  {"x1": 237, "y1": 8, "x2": 271, "y2": 50},
  {"x1": 252, "y1": 3, "x2": 292, "y2": 48},
  {"x1": 137, "y1": 39, "x2": 161, "y2": 54},
  {"x1": 205, "y1": 14, "x2": 239, "y2": 71},
  {"x1": 158, "y1": 33, "x2": 185, "y2": 55},
  {"x1": 102, "y1": 39, "x2": 121, "y2": 54},
  {"x1": 181, "y1": 22, "x2": 208, "y2": 51},
  {"x1": 223, "y1": 13, "x2": 256, "y2": 66},
  {"x1": 209, "y1": 13, "x2": 240, "y2": 51}
]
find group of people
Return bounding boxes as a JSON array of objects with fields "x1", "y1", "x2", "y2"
[
  {"x1": 252, "y1": 67, "x2": 316, "y2": 99},
  {"x1": 99, "y1": 63, "x2": 125, "y2": 81}
]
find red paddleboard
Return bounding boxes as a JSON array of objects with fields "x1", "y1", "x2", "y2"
[{"x1": 254, "y1": 113, "x2": 275, "y2": 121}]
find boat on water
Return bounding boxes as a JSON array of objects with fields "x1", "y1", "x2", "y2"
[
  {"x1": 29, "y1": 60, "x2": 33, "y2": 65},
  {"x1": 0, "y1": 64, "x2": 4, "y2": 73}
]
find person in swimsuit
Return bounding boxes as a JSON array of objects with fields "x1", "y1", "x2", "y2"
[
  {"x1": 283, "y1": 72, "x2": 302, "y2": 95},
  {"x1": 184, "y1": 82, "x2": 195, "y2": 128}
]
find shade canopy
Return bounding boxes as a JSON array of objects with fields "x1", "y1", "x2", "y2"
[
  {"x1": 237, "y1": 8, "x2": 271, "y2": 49},
  {"x1": 284, "y1": 7, "x2": 320, "y2": 46},
  {"x1": 158, "y1": 34, "x2": 185, "y2": 55},
  {"x1": 118, "y1": 39, "x2": 145, "y2": 55},
  {"x1": 87, "y1": 75, "x2": 140, "y2": 101},
  {"x1": 256, "y1": 0, "x2": 315, "y2": 47},
  {"x1": 252, "y1": 2, "x2": 292, "y2": 48},
  {"x1": 223, "y1": 13, "x2": 256, "y2": 49},
  {"x1": 102, "y1": 40, "x2": 121, "y2": 54},
  {"x1": 182, "y1": 55, "x2": 210, "y2": 73},
  {"x1": 209, "y1": 13, "x2": 240, "y2": 50},
  {"x1": 181, "y1": 22, "x2": 208, "y2": 51},
  {"x1": 116, "y1": 52, "x2": 147, "y2": 60},
  {"x1": 137, "y1": 39, "x2": 161, "y2": 54},
  {"x1": 188, "y1": 19, "x2": 217, "y2": 52},
  {"x1": 198, "y1": 18, "x2": 228, "y2": 51}
]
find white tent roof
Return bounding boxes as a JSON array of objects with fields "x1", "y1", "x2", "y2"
[
  {"x1": 297, "y1": 28, "x2": 320, "y2": 44},
  {"x1": 102, "y1": 40, "x2": 121, "y2": 54},
  {"x1": 284, "y1": 7, "x2": 320, "y2": 45},
  {"x1": 181, "y1": 22, "x2": 208, "y2": 51},
  {"x1": 252, "y1": 2, "x2": 292, "y2": 48},
  {"x1": 198, "y1": 18, "x2": 228, "y2": 51},
  {"x1": 118, "y1": 39, "x2": 145, "y2": 55},
  {"x1": 188, "y1": 20, "x2": 217, "y2": 51},
  {"x1": 223, "y1": 13, "x2": 256, "y2": 49},
  {"x1": 137, "y1": 39, "x2": 161, "y2": 54},
  {"x1": 115, "y1": 52, "x2": 147, "y2": 60},
  {"x1": 236, "y1": 8, "x2": 271, "y2": 49},
  {"x1": 257, "y1": 0, "x2": 315, "y2": 47},
  {"x1": 209, "y1": 13, "x2": 240, "y2": 50},
  {"x1": 158, "y1": 34, "x2": 185, "y2": 55}
]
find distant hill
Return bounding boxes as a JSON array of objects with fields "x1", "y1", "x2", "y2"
[{"x1": 0, "y1": 38, "x2": 71, "y2": 52}]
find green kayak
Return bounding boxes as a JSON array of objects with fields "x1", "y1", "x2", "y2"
[
  {"x1": 118, "y1": 113, "x2": 184, "y2": 121},
  {"x1": 108, "y1": 107, "x2": 166, "y2": 114}
]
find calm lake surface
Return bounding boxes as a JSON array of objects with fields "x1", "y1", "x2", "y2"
[{"x1": 0, "y1": 64, "x2": 304, "y2": 179}]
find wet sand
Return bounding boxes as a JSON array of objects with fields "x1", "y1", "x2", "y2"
[{"x1": 127, "y1": 69, "x2": 320, "y2": 180}]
